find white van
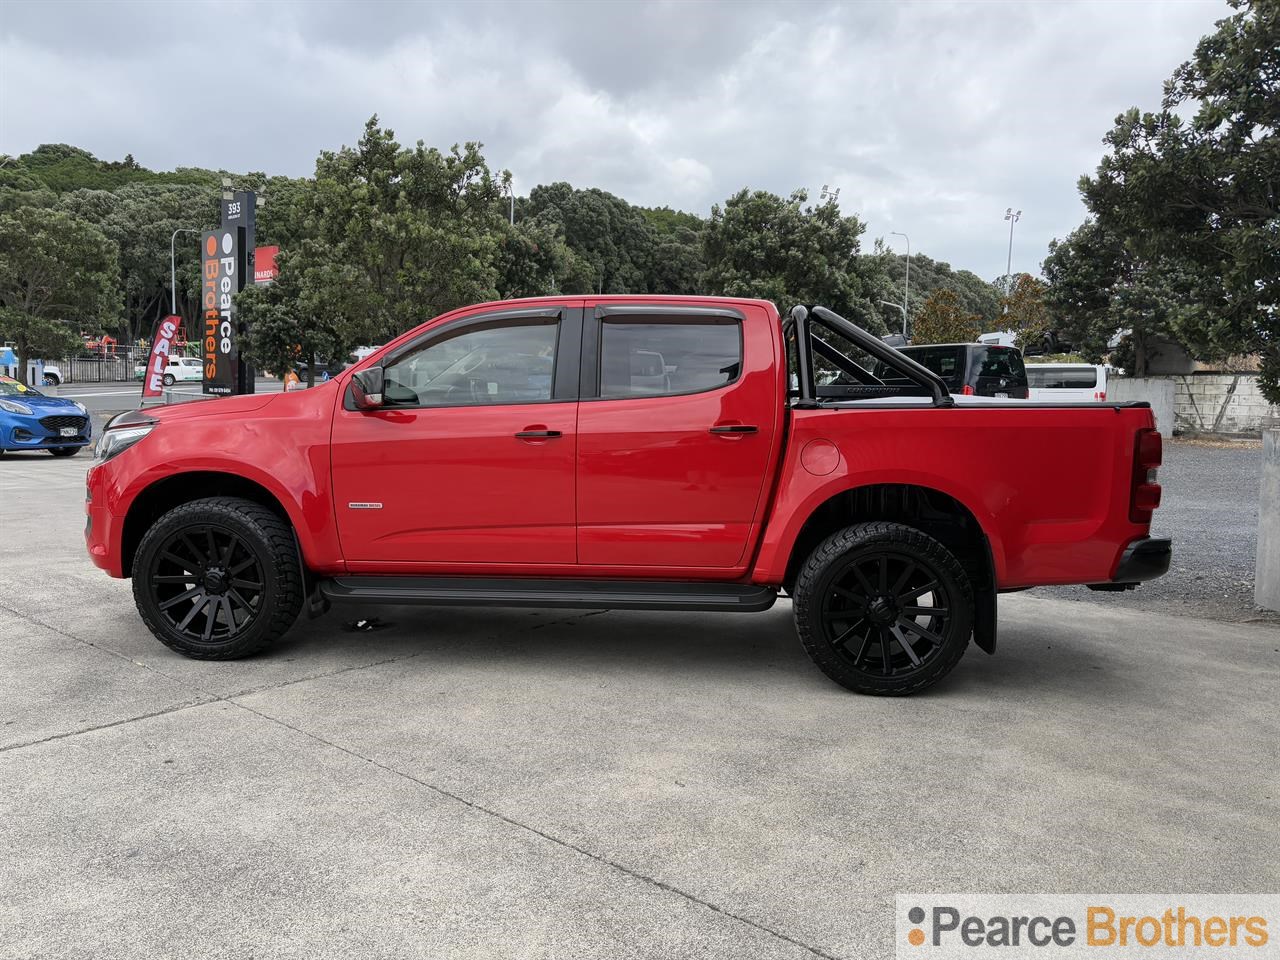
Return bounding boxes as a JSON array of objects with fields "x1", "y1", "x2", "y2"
[{"x1": 1026, "y1": 363, "x2": 1109, "y2": 402}]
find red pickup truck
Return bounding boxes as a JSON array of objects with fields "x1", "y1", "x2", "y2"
[{"x1": 86, "y1": 297, "x2": 1169, "y2": 695}]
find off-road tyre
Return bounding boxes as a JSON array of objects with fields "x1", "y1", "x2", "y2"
[
  {"x1": 793, "y1": 521, "x2": 974, "y2": 696},
  {"x1": 133, "y1": 496, "x2": 304, "y2": 659}
]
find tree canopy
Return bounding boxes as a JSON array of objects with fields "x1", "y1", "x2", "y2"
[
  {"x1": 910, "y1": 289, "x2": 982, "y2": 345},
  {"x1": 0, "y1": 205, "x2": 122, "y2": 382},
  {"x1": 703, "y1": 188, "x2": 889, "y2": 332},
  {"x1": 1044, "y1": 0, "x2": 1278, "y2": 395}
]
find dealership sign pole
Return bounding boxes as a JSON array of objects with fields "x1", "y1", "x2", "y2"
[{"x1": 202, "y1": 189, "x2": 257, "y2": 396}]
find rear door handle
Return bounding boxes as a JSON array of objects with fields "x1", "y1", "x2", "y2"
[
  {"x1": 515, "y1": 429, "x2": 562, "y2": 439},
  {"x1": 709, "y1": 424, "x2": 758, "y2": 435}
]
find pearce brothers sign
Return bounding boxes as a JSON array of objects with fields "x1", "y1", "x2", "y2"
[{"x1": 202, "y1": 190, "x2": 256, "y2": 396}]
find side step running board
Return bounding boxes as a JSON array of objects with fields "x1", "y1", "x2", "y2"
[{"x1": 319, "y1": 577, "x2": 778, "y2": 613}]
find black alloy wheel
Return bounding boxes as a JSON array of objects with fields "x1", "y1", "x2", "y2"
[
  {"x1": 133, "y1": 497, "x2": 304, "y2": 659},
  {"x1": 147, "y1": 524, "x2": 266, "y2": 645},
  {"x1": 793, "y1": 522, "x2": 974, "y2": 695}
]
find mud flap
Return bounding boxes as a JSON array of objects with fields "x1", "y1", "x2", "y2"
[
  {"x1": 973, "y1": 585, "x2": 997, "y2": 654},
  {"x1": 973, "y1": 535, "x2": 997, "y2": 654}
]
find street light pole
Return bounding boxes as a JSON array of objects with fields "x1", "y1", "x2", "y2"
[
  {"x1": 878, "y1": 300, "x2": 908, "y2": 337},
  {"x1": 1003, "y1": 208, "x2": 1021, "y2": 292},
  {"x1": 170, "y1": 228, "x2": 200, "y2": 315},
  {"x1": 890, "y1": 230, "x2": 910, "y2": 332}
]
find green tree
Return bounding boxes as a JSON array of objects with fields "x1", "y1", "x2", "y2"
[
  {"x1": 910, "y1": 289, "x2": 981, "y2": 345},
  {"x1": 1043, "y1": 222, "x2": 1194, "y2": 373},
  {"x1": 702, "y1": 188, "x2": 886, "y2": 331},
  {"x1": 1042, "y1": 221, "x2": 1123, "y2": 361},
  {"x1": 58, "y1": 182, "x2": 219, "y2": 343},
  {"x1": 0, "y1": 206, "x2": 122, "y2": 383},
  {"x1": 1000, "y1": 275, "x2": 1053, "y2": 353},
  {"x1": 648, "y1": 225, "x2": 704, "y2": 295},
  {"x1": 294, "y1": 116, "x2": 507, "y2": 346},
  {"x1": 237, "y1": 117, "x2": 507, "y2": 374},
  {"x1": 524, "y1": 182, "x2": 656, "y2": 294},
  {"x1": 1049, "y1": 0, "x2": 1278, "y2": 396},
  {"x1": 874, "y1": 250, "x2": 1002, "y2": 328},
  {"x1": 494, "y1": 218, "x2": 574, "y2": 299},
  {"x1": 237, "y1": 246, "x2": 354, "y2": 387}
]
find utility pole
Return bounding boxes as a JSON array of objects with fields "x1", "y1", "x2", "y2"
[{"x1": 891, "y1": 230, "x2": 910, "y2": 333}]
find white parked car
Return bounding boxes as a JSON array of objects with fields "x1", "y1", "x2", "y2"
[
  {"x1": 1026, "y1": 363, "x2": 1110, "y2": 402},
  {"x1": 133, "y1": 355, "x2": 204, "y2": 386}
]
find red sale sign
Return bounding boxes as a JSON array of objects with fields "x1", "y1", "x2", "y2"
[{"x1": 141, "y1": 315, "x2": 182, "y2": 399}]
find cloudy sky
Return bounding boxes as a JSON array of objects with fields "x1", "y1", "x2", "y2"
[{"x1": 1, "y1": 0, "x2": 1223, "y2": 281}]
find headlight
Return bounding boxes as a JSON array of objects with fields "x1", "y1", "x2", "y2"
[
  {"x1": 0, "y1": 398, "x2": 33, "y2": 416},
  {"x1": 95, "y1": 424, "x2": 155, "y2": 462},
  {"x1": 73, "y1": 401, "x2": 88, "y2": 415}
]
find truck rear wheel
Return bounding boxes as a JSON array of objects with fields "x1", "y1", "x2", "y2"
[
  {"x1": 132, "y1": 496, "x2": 304, "y2": 659},
  {"x1": 793, "y1": 522, "x2": 973, "y2": 696}
]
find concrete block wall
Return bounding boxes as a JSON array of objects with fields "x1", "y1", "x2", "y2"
[
  {"x1": 1172, "y1": 374, "x2": 1278, "y2": 435},
  {"x1": 1107, "y1": 378, "x2": 1175, "y2": 433}
]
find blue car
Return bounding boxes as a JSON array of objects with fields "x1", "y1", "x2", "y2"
[{"x1": 0, "y1": 375, "x2": 93, "y2": 457}]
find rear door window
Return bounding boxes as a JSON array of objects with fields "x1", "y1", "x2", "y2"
[{"x1": 599, "y1": 320, "x2": 741, "y2": 399}]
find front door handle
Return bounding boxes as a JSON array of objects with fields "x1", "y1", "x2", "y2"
[
  {"x1": 709, "y1": 424, "x2": 758, "y2": 435},
  {"x1": 515, "y1": 429, "x2": 562, "y2": 439}
]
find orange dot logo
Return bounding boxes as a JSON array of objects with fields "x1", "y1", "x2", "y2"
[
  {"x1": 908, "y1": 906, "x2": 926, "y2": 946},
  {"x1": 205, "y1": 235, "x2": 216, "y2": 256}
]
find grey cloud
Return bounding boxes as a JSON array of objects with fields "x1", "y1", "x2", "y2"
[{"x1": 0, "y1": 0, "x2": 1225, "y2": 283}]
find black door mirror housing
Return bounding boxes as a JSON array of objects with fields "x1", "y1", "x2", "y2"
[{"x1": 351, "y1": 367, "x2": 385, "y2": 410}]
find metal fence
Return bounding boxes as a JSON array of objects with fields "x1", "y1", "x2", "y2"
[{"x1": 53, "y1": 356, "x2": 136, "y2": 384}]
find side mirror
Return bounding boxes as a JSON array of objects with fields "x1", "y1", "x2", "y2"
[{"x1": 351, "y1": 367, "x2": 384, "y2": 410}]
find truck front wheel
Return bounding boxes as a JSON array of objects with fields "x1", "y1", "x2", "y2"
[
  {"x1": 793, "y1": 522, "x2": 974, "y2": 696},
  {"x1": 132, "y1": 496, "x2": 304, "y2": 659}
]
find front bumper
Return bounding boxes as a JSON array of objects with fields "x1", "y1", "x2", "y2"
[
  {"x1": 1, "y1": 414, "x2": 93, "y2": 451},
  {"x1": 84, "y1": 462, "x2": 120, "y2": 574},
  {"x1": 1089, "y1": 536, "x2": 1172, "y2": 591}
]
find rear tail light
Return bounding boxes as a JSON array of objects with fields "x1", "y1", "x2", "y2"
[
  {"x1": 1130, "y1": 428, "x2": 1162, "y2": 523},
  {"x1": 961, "y1": 384, "x2": 974, "y2": 396}
]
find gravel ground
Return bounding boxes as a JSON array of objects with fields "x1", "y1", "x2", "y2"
[{"x1": 1032, "y1": 437, "x2": 1277, "y2": 624}]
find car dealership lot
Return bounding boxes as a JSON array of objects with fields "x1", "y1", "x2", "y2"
[{"x1": 1, "y1": 455, "x2": 1277, "y2": 960}]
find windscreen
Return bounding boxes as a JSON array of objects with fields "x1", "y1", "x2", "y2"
[
  {"x1": 876, "y1": 346, "x2": 965, "y2": 387},
  {"x1": 974, "y1": 346, "x2": 1027, "y2": 384},
  {"x1": 1026, "y1": 365, "x2": 1097, "y2": 389},
  {"x1": 0, "y1": 376, "x2": 42, "y2": 397}
]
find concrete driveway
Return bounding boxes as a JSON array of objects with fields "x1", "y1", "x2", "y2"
[{"x1": 1, "y1": 454, "x2": 1277, "y2": 959}]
